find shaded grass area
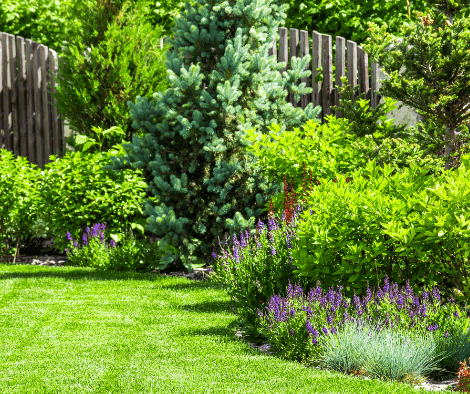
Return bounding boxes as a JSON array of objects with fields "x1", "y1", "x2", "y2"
[{"x1": 0, "y1": 264, "x2": 430, "y2": 393}]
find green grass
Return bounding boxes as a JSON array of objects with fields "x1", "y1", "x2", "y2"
[{"x1": 0, "y1": 264, "x2": 432, "y2": 394}]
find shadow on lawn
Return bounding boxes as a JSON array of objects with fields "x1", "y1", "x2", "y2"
[{"x1": 0, "y1": 264, "x2": 166, "y2": 282}]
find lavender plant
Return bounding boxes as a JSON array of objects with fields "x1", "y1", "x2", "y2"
[
  {"x1": 258, "y1": 277, "x2": 469, "y2": 375},
  {"x1": 65, "y1": 223, "x2": 165, "y2": 272},
  {"x1": 210, "y1": 202, "x2": 313, "y2": 333}
]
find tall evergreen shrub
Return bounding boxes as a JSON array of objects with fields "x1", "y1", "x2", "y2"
[{"x1": 109, "y1": 0, "x2": 321, "y2": 267}]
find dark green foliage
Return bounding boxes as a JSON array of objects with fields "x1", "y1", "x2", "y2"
[
  {"x1": 52, "y1": 0, "x2": 168, "y2": 152},
  {"x1": 109, "y1": 0, "x2": 322, "y2": 268},
  {"x1": 37, "y1": 149, "x2": 151, "y2": 252},
  {"x1": 141, "y1": 0, "x2": 193, "y2": 37},
  {"x1": 282, "y1": 0, "x2": 429, "y2": 46},
  {"x1": 364, "y1": 0, "x2": 470, "y2": 168},
  {"x1": 0, "y1": 0, "x2": 92, "y2": 52}
]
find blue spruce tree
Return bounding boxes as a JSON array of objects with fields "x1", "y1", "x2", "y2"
[{"x1": 109, "y1": 0, "x2": 321, "y2": 268}]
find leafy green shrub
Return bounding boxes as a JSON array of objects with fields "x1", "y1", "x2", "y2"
[
  {"x1": 37, "y1": 148, "x2": 151, "y2": 252},
  {"x1": 292, "y1": 159, "x2": 470, "y2": 298},
  {"x1": 64, "y1": 222, "x2": 177, "y2": 272},
  {"x1": 282, "y1": 0, "x2": 429, "y2": 46},
  {"x1": 142, "y1": 0, "x2": 192, "y2": 37},
  {"x1": 244, "y1": 114, "x2": 443, "y2": 217},
  {"x1": 0, "y1": 150, "x2": 41, "y2": 261},
  {"x1": 53, "y1": 0, "x2": 168, "y2": 152},
  {"x1": 109, "y1": 0, "x2": 323, "y2": 267},
  {"x1": 0, "y1": 0, "x2": 91, "y2": 52}
]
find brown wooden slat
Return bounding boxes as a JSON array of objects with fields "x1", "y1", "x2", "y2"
[
  {"x1": 289, "y1": 28, "x2": 299, "y2": 107},
  {"x1": 335, "y1": 36, "x2": 346, "y2": 118},
  {"x1": 321, "y1": 34, "x2": 333, "y2": 119},
  {"x1": 371, "y1": 60, "x2": 379, "y2": 109},
  {"x1": 26, "y1": 39, "x2": 35, "y2": 164},
  {"x1": 33, "y1": 43, "x2": 43, "y2": 169},
  {"x1": 16, "y1": 36, "x2": 27, "y2": 158},
  {"x1": 2, "y1": 33, "x2": 11, "y2": 151},
  {"x1": 311, "y1": 31, "x2": 321, "y2": 109},
  {"x1": 49, "y1": 48, "x2": 61, "y2": 157},
  {"x1": 0, "y1": 34, "x2": 3, "y2": 150},
  {"x1": 357, "y1": 46, "x2": 369, "y2": 101},
  {"x1": 8, "y1": 34, "x2": 19, "y2": 155},
  {"x1": 300, "y1": 30, "x2": 310, "y2": 110},
  {"x1": 268, "y1": 36, "x2": 277, "y2": 58},
  {"x1": 40, "y1": 45, "x2": 50, "y2": 166},
  {"x1": 279, "y1": 27, "x2": 288, "y2": 75},
  {"x1": 347, "y1": 40, "x2": 357, "y2": 100}
]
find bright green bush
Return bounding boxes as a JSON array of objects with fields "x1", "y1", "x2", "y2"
[
  {"x1": 291, "y1": 159, "x2": 470, "y2": 299},
  {"x1": 53, "y1": 0, "x2": 168, "y2": 152},
  {"x1": 282, "y1": 0, "x2": 429, "y2": 45},
  {"x1": 0, "y1": 150, "x2": 41, "y2": 260},
  {"x1": 37, "y1": 148, "x2": 151, "y2": 252},
  {"x1": 0, "y1": 0, "x2": 86, "y2": 52},
  {"x1": 244, "y1": 114, "x2": 443, "y2": 217}
]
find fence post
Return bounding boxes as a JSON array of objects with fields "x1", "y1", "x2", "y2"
[{"x1": 279, "y1": 27, "x2": 288, "y2": 75}]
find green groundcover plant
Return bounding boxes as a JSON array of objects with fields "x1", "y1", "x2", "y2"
[{"x1": 64, "y1": 222, "x2": 178, "y2": 272}]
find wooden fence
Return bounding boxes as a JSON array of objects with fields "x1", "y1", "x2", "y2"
[
  {"x1": 0, "y1": 32, "x2": 63, "y2": 169},
  {"x1": 161, "y1": 27, "x2": 383, "y2": 122},
  {"x1": 0, "y1": 28, "x2": 380, "y2": 168}
]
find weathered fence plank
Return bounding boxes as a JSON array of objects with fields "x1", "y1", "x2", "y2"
[
  {"x1": 299, "y1": 30, "x2": 309, "y2": 110},
  {"x1": 335, "y1": 36, "x2": 346, "y2": 118},
  {"x1": 40, "y1": 45, "x2": 50, "y2": 166},
  {"x1": 2, "y1": 33, "x2": 11, "y2": 151},
  {"x1": 8, "y1": 34, "x2": 18, "y2": 155},
  {"x1": 322, "y1": 34, "x2": 333, "y2": 118},
  {"x1": 346, "y1": 40, "x2": 358, "y2": 100},
  {"x1": 279, "y1": 27, "x2": 288, "y2": 75},
  {"x1": 311, "y1": 31, "x2": 322, "y2": 109},
  {"x1": 289, "y1": 28, "x2": 299, "y2": 107},
  {"x1": 49, "y1": 49, "x2": 60, "y2": 157},
  {"x1": 26, "y1": 39, "x2": 35, "y2": 164},
  {"x1": 357, "y1": 46, "x2": 369, "y2": 101},
  {"x1": 16, "y1": 36, "x2": 27, "y2": 157}
]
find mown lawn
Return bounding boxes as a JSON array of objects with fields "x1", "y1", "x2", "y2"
[{"x1": 0, "y1": 264, "x2": 431, "y2": 393}]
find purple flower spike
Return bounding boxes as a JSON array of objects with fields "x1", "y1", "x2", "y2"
[
  {"x1": 110, "y1": 239, "x2": 116, "y2": 248},
  {"x1": 82, "y1": 233, "x2": 88, "y2": 246},
  {"x1": 322, "y1": 326, "x2": 329, "y2": 335},
  {"x1": 256, "y1": 219, "x2": 265, "y2": 233},
  {"x1": 233, "y1": 247, "x2": 240, "y2": 263},
  {"x1": 66, "y1": 231, "x2": 72, "y2": 242},
  {"x1": 73, "y1": 241, "x2": 78, "y2": 248},
  {"x1": 454, "y1": 311, "x2": 460, "y2": 318}
]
